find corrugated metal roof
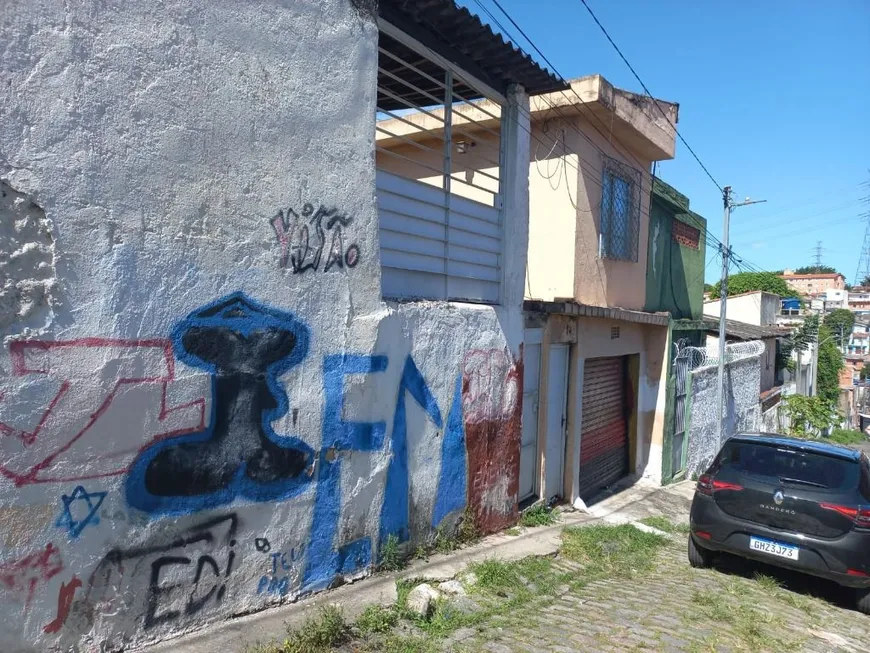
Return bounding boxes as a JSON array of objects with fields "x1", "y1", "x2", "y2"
[
  {"x1": 524, "y1": 300, "x2": 671, "y2": 326},
  {"x1": 379, "y1": 0, "x2": 567, "y2": 107},
  {"x1": 702, "y1": 316, "x2": 791, "y2": 340}
]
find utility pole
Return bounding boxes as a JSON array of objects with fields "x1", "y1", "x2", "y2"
[
  {"x1": 717, "y1": 187, "x2": 767, "y2": 443},
  {"x1": 716, "y1": 186, "x2": 732, "y2": 445},
  {"x1": 854, "y1": 174, "x2": 870, "y2": 287},
  {"x1": 814, "y1": 241, "x2": 824, "y2": 267}
]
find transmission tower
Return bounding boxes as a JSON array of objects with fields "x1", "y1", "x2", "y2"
[
  {"x1": 813, "y1": 241, "x2": 824, "y2": 266},
  {"x1": 855, "y1": 175, "x2": 870, "y2": 287}
]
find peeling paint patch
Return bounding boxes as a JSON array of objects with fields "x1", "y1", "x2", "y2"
[{"x1": 0, "y1": 181, "x2": 58, "y2": 332}]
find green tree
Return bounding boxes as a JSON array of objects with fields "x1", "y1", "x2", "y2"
[
  {"x1": 816, "y1": 324, "x2": 845, "y2": 403},
  {"x1": 824, "y1": 309, "x2": 854, "y2": 345},
  {"x1": 783, "y1": 394, "x2": 839, "y2": 438},
  {"x1": 779, "y1": 314, "x2": 819, "y2": 373},
  {"x1": 708, "y1": 271, "x2": 794, "y2": 300},
  {"x1": 794, "y1": 265, "x2": 838, "y2": 275},
  {"x1": 862, "y1": 276, "x2": 870, "y2": 288}
]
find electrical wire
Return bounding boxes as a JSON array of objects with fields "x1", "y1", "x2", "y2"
[
  {"x1": 730, "y1": 199, "x2": 868, "y2": 237},
  {"x1": 478, "y1": 0, "x2": 749, "y2": 268},
  {"x1": 574, "y1": 0, "x2": 723, "y2": 193}
]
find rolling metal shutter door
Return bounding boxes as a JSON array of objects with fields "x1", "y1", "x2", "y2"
[{"x1": 578, "y1": 357, "x2": 629, "y2": 500}]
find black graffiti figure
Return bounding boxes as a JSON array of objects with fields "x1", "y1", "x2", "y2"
[{"x1": 126, "y1": 293, "x2": 314, "y2": 515}]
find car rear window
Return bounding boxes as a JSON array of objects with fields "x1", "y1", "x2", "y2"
[{"x1": 714, "y1": 440, "x2": 859, "y2": 491}]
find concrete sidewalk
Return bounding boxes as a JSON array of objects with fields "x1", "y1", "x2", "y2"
[{"x1": 139, "y1": 479, "x2": 695, "y2": 653}]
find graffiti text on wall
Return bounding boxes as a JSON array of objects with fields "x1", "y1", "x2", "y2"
[
  {"x1": 86, "y1": 513, "x2": 238, "y2": 630},
  {"x1": 270, "y1": 203, "x2": 360, "y2": 273},
  {"x1": 0, "y1": 339, "x2": 206, "y2": 486},
  {"x1": 2, "y1": 292, "x2": 524, "y2": 629},
  {"x1": 0, "y1": 543, "x2": 64, "y2": 606}
]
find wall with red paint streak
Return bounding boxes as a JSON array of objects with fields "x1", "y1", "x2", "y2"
[{"x1": 463, "y1": 350, "x2": 524, "y2": 533}]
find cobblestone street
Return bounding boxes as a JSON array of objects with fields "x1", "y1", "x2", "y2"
[
  {"x1": 331, "y1": 527, "x2": 870, "y2": 653},
  {"x1": 449, "y1": 539, "x2": 870, "y2": 653}
]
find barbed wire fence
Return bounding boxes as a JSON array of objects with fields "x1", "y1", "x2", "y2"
[{"x1": 673, "y1": 338, "x2": 766, "y2": 372}]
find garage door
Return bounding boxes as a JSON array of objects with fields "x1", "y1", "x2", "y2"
[{"x1": 578, "y1": 356, "x2": 629, "y2": 500}]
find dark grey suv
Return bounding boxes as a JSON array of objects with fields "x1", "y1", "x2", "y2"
[{"x1": 689, "y1": 433, "x2": 870, "y2": 613}]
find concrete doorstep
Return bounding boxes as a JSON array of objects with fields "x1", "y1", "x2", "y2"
[{"x1": 138, "y1": 479, "x2": 695, "y2": 653}]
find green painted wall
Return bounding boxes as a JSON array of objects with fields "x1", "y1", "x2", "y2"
[{"x1": 645, "y1": 178, "x2": 707, "y2": 320}]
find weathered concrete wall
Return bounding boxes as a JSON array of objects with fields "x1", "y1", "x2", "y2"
[
  {"x1": 0, "y1": 2, "x2": 526, "y2": 651},
  {"x1": 686, "y1": 356, "x2": 762, "y2": 478}
]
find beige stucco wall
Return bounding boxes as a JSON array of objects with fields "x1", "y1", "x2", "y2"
[
  {"x1": 529, "y1": 313, "x2": 669, "y2": 503},
  {"x1": 564, "y1": 115, "x2": 653, "y2": 311},
  {"x1": 526, "y1": 121, "x2": 578, "y2": 301}
]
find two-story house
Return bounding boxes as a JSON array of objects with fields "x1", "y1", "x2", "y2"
[{"x1": 378, "y1": 74, "x2": 680, "y2": 505}]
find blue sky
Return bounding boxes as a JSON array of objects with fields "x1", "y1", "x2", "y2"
[{"x1": 457, "y1": 0, "x2": 870, "y2": 283}]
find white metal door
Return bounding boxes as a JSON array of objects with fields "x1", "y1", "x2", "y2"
[
  {"x1": 544, "y1": 344, "x2": 570, "y2": 499},
  {"x1": 519, "y1": 329, "x2": 542, "y2": 501}
]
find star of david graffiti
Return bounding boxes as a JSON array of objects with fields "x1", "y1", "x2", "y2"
[{"x1": 55, "y1": 486, "x2": 107, "y2": 538}]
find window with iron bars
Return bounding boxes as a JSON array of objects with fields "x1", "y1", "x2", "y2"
[{"x1": 599, "y1": 154, "x2": 641, "y2": 263}]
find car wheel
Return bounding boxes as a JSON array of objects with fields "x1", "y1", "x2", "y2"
[
  {"x1": 856, "y1": 588, "x2": 870, "y2": 615},
  {"x1": 688, "y1": 535, "x2": 714, "y2": 569}
]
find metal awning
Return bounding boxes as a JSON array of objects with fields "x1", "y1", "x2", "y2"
[
  {"x1": 378, "y1": 0, "x2": 566, "y2": 110},
  {"x1": 524, "y1": 300, "x2": 670, "y2": 326}
]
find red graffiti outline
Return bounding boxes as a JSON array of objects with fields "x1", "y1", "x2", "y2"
[
  {"x1": 0, "y1": 543, "x2": 64, "y2": 607},
  {"x1": 0, "y1": 338, "x2": 206, "y2": 486},
  {"x1": 43, "y1": 575, "x2": 82, "y2": 633}
]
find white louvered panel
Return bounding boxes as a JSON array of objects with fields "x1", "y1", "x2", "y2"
[
  {"x1": 379, "y1": 209, "x2": 446, "y2": 241},
  {"x1": 450, "y1": 192, "x2": 501, "y2": 225},
  {"x1": 377, "y1": 169, "x2": 502, "y2": 303},
  {"x1": 382, "y1": 268, "x2": 445, "y2": 301},
  {"x1": 380, "y1": 229, "x2": 445, "y2": 260},
  {"x1": 446, "y1": 276, "x2": 499, "y2": 304},
  {"x1": 447, "y1": 259, "x2": 500, "y2": 282},
  {"x1": 380, "y1": 248, "x2": 445, "y2": 275},
  {"x1": 448, "y1": 242, "x2": 499, "y2": 268}
]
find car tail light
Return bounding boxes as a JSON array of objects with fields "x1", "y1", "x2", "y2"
[
  {"x1": 697, "y1": 474, "x2": 713, "y2": 496},
  {"x1": 848, "y1": 568, "x2": 870, "y2": 577},
  {"x1": 694, "y1": 530, "x2": 712, "y2": 540},
  {"x1": 820, "y1": 503, "x2": 870, "y2": 528},
  {"x1": 696, "y1": 475, "x2": 743, "y2": 496}
]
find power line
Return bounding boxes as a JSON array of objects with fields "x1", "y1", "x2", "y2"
[
  {"x1": 730, "y1": 199, "x2": 868, "y2": 235},
  {"x1": 478, "y1": 0, "x2": 731, "y2": 252},
  {"x1": 739, "y1": 182, "x2": 866, "y2": 222},
  {"x1": 474, "y1": 0, "x2": 772, "y2": 282},
  {"x1": 479, "y1": 0, "x2": 766, "y2": 277},
  {"x1": 575, "y1": 0, "x2": 723, "y2": 193}
]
